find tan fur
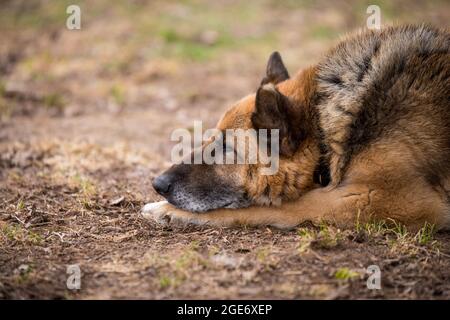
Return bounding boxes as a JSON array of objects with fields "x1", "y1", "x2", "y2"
[
  {"x1": 145, "y1": 25, "x2": 450, "y2": 231},
  {"x1": 215, "y1": 68, "x2": 322, "y2": 206}
]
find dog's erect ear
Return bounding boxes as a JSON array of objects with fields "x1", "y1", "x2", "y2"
[
  {"x1": 261, "y1": 52, "x2": 290, "y2": 85},
  {"x1": 251, "y1": 84, "x2": 304, "y2": 156}
]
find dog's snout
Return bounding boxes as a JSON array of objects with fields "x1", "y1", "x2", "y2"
[{"x1": 152, "y1": 174, "x2": 172, "y2": 196}]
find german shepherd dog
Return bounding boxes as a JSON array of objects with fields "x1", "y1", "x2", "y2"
[{"x1": 142, "y1": 25, "x2": 450, "y2": 231}]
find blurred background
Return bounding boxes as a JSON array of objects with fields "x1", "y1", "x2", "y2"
[
  {"x1": 1, "y1": 0, "x2": 450, "y2": 300},
  {"x1": 1, "y1": 0, "x2": 449, "y2": 163}
]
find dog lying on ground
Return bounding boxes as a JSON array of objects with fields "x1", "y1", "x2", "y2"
[{"x1": 142, "y1": 24, "x2": 450, "y2": 231}]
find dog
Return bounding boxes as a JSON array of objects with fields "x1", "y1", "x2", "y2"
[{"x1": 142, "y1": 24, "x2": 450, "y2": 231}]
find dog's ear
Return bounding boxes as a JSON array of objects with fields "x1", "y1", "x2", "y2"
[
  {"x1": 251, "y1": 84, "x2": 304, "y2": 156},
  {"x1": 261, "y1": 51, "x2": 290, "y2": 85}
]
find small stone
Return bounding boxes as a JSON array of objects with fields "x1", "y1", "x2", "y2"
[{"x1": 110, "y1": 196, "x2": 125, "y2": 206}]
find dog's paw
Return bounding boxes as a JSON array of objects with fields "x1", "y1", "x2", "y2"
[
  {"x1": 141, "y1": 201, "x2": 172, "y2": 225},
  {"x1": 141, "y1": 201, "x2": 169, "y2": 216},
  {"x1": 140, "y1": 201, "x2": 199, "y2": 227}
]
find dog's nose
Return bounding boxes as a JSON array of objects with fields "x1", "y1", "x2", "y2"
[{"x1": 152, "y1": 174, "x2": 172, "y2": 196}]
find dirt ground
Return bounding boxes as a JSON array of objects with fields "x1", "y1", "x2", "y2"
[{"x1": 1, "y1": 0, "x2": 449, "y2": 299}]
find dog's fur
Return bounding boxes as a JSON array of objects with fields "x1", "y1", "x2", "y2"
[{"x1": 143, "y1": 25, "x2": 450, "y2": 231}]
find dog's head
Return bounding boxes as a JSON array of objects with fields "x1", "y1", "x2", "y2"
[{"x1": 152, "y1": 52, "x2": 322, "y2": 212}]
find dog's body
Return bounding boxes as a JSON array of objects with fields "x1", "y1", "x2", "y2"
[{"x1": 143, "y1": 25, "x2": 450, "y2": 231}]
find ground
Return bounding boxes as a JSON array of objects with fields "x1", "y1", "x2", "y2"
[{"x1": 1, "y1": 0, "x2": 449, "y2": 299}]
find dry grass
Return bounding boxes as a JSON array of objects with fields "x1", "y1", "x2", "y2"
[{"x1": 1, "y1": 0, "x2": 449, "y2": 299}]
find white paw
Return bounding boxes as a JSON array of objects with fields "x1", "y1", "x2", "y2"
[
  {"x1": 141, "y1": 201, "x2": 169, "y2": 221},
  {"x1": 140, "y1": 201, "x2": 202, "y2": 227},
  {"x1": 141, "y1": 200, "x2": 168, "y2": 215}
]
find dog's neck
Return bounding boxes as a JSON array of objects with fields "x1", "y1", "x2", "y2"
[
  {"x1": 286, "y1": 66, "x2": 331, "y2": 188},
  {"x1": 250, "y1": 66, "x2": 329, "y2": 206}
]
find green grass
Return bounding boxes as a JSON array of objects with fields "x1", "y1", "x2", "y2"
[
  {"x1": 389, "y1": 219, "x2": 409, "y2": 239},
  {"x1": 1, "y1": 224, "x2": 43, "y2": 245},
  {"x1": 334, "y1": 267, "x2": 359, "y2": 281},
  {"x1": 354, "y1": 218, "x2": 439, "y2": 256},
  {"x1": 0, "y1": 0, "x2": 73, "y2": 31},
  {"x1": 298, "y1": 227, "x2": 315, "y2": 239},
  {"x1": 174, "y1": 248, "x2": 202, "y2": 270},
  {"x1": 43, "y1": 93, "x2": 65, "y2": 111},
  {"x1": 155, "y1": 26, "x2": 235, "y2": 61},
  {"x1": 132, "y1": 1, "x2": 277, "y2": 62},
  {"x1": 255, "y1": 246, "x2": 278, "y2": 270},
  {"x1": 0, "y1": 81, "x2": 12, "y2": 121},
  {"x1": 269, "y1": 0, "x2": 317, "y2": 9},
  {"x1": 16, "y1": 199, "x2": 25, "y2": 211},
  {"x1": 415, "y1": 222, "x2": 435, "y2": 245},
  {"x1": 158, "y1": 275, "x2": 174, "y2": 288},
  {"x1": 110, "y1": 85, "x2": 126, "y2": 106},
  {"x1": 316, "y1": 224, "x2": 343, "y2": 249},
  {"x1": 71, "y1": 174, "x2": 98, "y2": 209},
  {"x1": 356, "y1": 218, "x2": 411, "y2": 238},
  {"x1": 297, "y1": 224, "x2": 343, "y2": 252},
  {"x1": 150, "y1": 242, "x2": 209, "y2": 289},
  {"x1": 256, "y1": 247, "x2": 270, "y2": 263},
  {"x1": 72, "y1": 174, "x2": 97, "y2": 196},
  {"x1": 310, "y1": 25, "x2": 339, "y2": 40},
  {"x1": 362, "y1": 220, "x2": 389, "y2": 236}
]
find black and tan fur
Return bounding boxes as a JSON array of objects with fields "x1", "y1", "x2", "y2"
[{"x1": 143, "y1": 25, "x2": 450, "y2": 231}]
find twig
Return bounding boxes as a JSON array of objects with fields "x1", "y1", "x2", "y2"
[{"x1": 11, "y1": 214, "x2": 26, "y2": 226}]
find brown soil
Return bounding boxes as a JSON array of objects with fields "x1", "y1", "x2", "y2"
[{"x1": 1, "y1": 0, "x2": 449, "y2": 299}]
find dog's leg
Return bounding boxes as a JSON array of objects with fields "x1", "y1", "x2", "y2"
[
  {"x1": 137, "y1": 186, "x2": 322, "y2": 228},
  {"x1": 142, "y1": 178, "x2": 448, "y2": 230},
  {"x1": 141, "y1": 185, "x2": 365, "y2": 229}
]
